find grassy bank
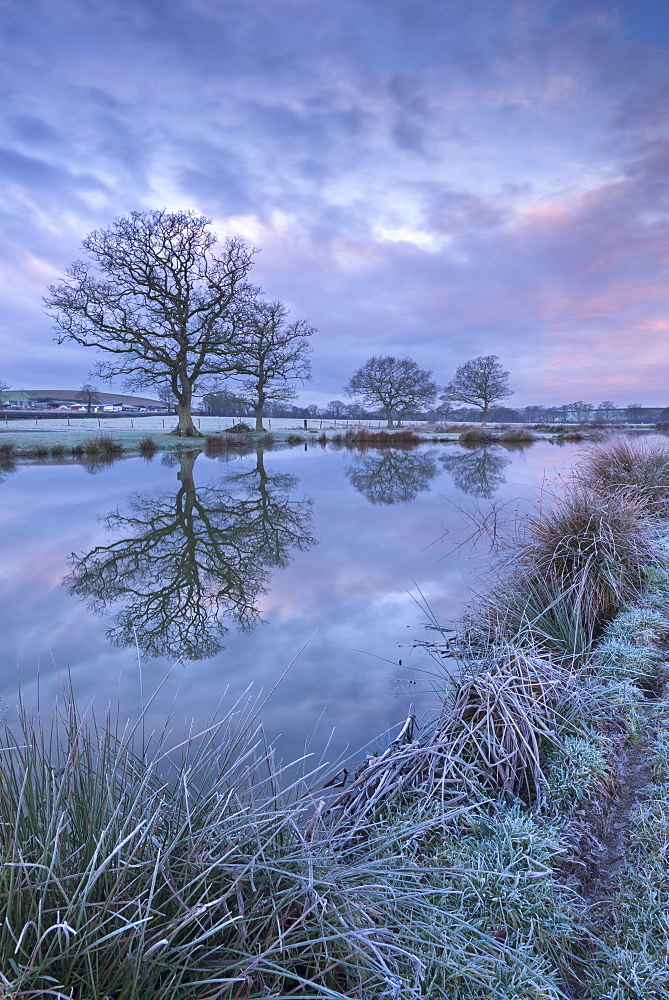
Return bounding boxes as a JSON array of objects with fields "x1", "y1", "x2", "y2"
[{"x1": 3, "y1": 435, "x2": 669, "y2": 996}]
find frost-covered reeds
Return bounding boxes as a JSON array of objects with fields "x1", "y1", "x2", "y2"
[
  {"x1": 1, "y1": 682, "x2": 553, "y2": 999},
  {"x1": 465, "y1": 440, "x2": 666, "y2": 657}
]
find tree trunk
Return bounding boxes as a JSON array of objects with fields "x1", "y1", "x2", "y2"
[
  {"x1": 172, "y1": 386, "x2": 202, "y2": 437},
  {"x1": 481, "y1": 404, "x2": 488, "y2": 428},
  {"x1": 385, "y1": 410, "x2": 394, "y2": 428},
  {"x1": 254, "y1": 404, "x2": 265, "y2": 432}
]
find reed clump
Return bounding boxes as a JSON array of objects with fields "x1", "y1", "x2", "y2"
[
  {"x1": 0, "y1": 442, "x2": 16, "y2": 471},
  {"x1": 578, "y1": 434, "x2": 669, "y2": 515},
  {"x1": 346, "y1": 429, "x2": 422, "y2": 447},
  {"x1": 205, "y1": 434, "x2": 255, "y2": 455},
  {"x1": 0, "y1": 686, "x2": 544, "y2": 999},
  {"x1": 467, "y1": 482, "x2": 658, "y2": 657},
  {"x1": 139, "y1": 434, "x2": 158, "y2": 456}
]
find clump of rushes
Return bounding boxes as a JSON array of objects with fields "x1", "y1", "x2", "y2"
[
  {"x1": 472, "y1": 485, "x2": 658, "y2": 656},
  {"x1": 50, "y1": 444, "x2": 66, "y2": 459},
  {"x1": 92, "y1": 434, "x2": 124, "y2": 457},
  {"x1": 459, "y1": 428, "x2": 496, "y2": 446},
  {"x1": 497, "y1": 429, "x2": 536, "y2": 445},
  {"x1": 139, "y1": 435, "x2": 158, "y2": 456},
  {"x1": 346, "y1": 429, "x2": 422, "y2": 447},
  {"x1": 0, "y1": 442, "x2": 16, "y2": 468},
  {"x1": 286, "y1": 433, "x2": 305, "y2": 444},
  {"x1": 0, "y1": 685, "x2": 544, "y2": 999},
  {"x1": 578, "y1": 434, "x2": 669, "y2": 515}
]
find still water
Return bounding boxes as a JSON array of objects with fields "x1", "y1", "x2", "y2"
[{"x1": 0, "y1": 440, "x2": 582, "y2": 766}]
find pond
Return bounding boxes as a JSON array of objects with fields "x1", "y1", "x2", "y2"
[{"x1": 0, "y1": 438, "x2": 583, "y2": 767}]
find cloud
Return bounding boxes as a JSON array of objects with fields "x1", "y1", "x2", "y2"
[{"x1": 1, "y1": 0, "x2": 669, "y2": 403}]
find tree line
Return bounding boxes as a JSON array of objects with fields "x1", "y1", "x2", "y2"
[{"x1": 42, "y1": 210, "x2": 663, "y2": 434}]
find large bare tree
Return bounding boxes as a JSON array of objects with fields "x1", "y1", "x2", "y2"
[
  {"x1": 344, "y1": 355, "x2": 437, "y2": 427},
  {"x1": 441, "y1": 355, "x2": 513, "y2": 427},
  {"x1": 45, "y1": 209, "x2": 255, "y2": 437},
  {"x1": 224, "y1": 298, "x2": 314, "y2": 430}
]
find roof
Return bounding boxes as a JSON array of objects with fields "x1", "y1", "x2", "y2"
[
  {"x1": 0, "y1": 390, "x2": 32, "y2": 402},
  {"x1": 13, "y1": 389, "x2": 163, "y2": 406}
]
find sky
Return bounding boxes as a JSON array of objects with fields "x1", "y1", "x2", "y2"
[{"x1": 1, "y1": 0, "x2": 669, "y2": 408}]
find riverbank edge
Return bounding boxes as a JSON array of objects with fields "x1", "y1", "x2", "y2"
[{"x1": 0, "y1": 421, "x2": 609, "y2": 460}]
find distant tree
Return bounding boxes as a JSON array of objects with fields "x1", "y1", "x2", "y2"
[
  {"x1": 594, "y1": 400, "x2": 617, "y2": 424},
  {"x1": 228, "y1": 298, "x2": 314, "y2": 431},
  {"x1": 441, "y1": 356, "x2": 513, "y2": 427},
  {"x1": 45, "y1": 209, "x2": 255, "y2": 437},
  {"x1": 202, "y1": 387, "x2": 250, "y2": 416},
  {"x1": 569, "y1": 401, "x2": 594, "y2": 424},
  {"x1": 77, "y1": 382, "x2": 99, "y2": 413},
  {"x1": 343, "y1": 401, "x2": 368, "y2": 419},
  {"x1": 0, "y1": 379, "x2": 9, "y2": 392},
  {"x1": 522, "y1": 405, "x2": 546, "y2": 424},
  {"x1": 155, "y1": 383, "x2": 176, "y2": 413},
  {"x1": 326, "y1": 399, "x2": 348, "y2": 418},
  {"x1": 344, "y1": 356, "x2": 438, "y2": 427},
  {"x1": 626, "y1": 403, "x2": 645, "y2": 424}
]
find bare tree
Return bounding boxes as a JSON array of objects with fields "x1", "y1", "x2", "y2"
[
  {"x1": 344, "y1": 356, "x2": 437, "y2": 427},
  {"x1": 441, "y1": 355, "x2": 513, "y2": 427},
  {"x1": 594, "y1": 400, "x2": 617, "y2": 424},
  {"x1": 45, "y1": 209, "x2": 255, "y2": 437},
  {"x1": 202, "y1": 387, "x2": 250, "y2": 417},
  {"x1": 626, "y1": 402, "x2": 645, "y2": 424},
  {"x1": 227, "y1": 298, "x2": 314, "y2": 430},
  {"x1": 569, "y1": 400, "x2": 594, "y2": 424},
  {"x1": 326, "y1": 399, "x2": 348, "y2": 418},
  {"x1": 77, "y1": 382, "x2": 99, "y2": 413}
]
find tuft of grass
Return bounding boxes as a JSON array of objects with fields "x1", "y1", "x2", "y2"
[
  {"x1": 543, "y1": 734, "x2": 613, "y2": 808},
  {"x1": 346, "y1": 429, "x2": 422, "y2": 447},
  {"x1": 0, "y1": 442, "x2": 17, "y2": 469},
  {"x1": 1, "y1": 683, "x2": 549, "y2": 999},
  {"x1": 50, "y1": 444, "x2": 66, "y2": 459},
  {"x1": 459, "y1": 428, "x2": 496, "y2": 446},
  {"x1": 473, "y1": 486, "x2": 658, "y2": 656},
  {"x1": 497, "y1": 429, "x2": 537, "y2": 445},
  {"x1": 139, "y1": 435, "x2": 158, "y2": 456},
  {"x1": 578, "y1": 434, "x2": 669, "y2": 515}
]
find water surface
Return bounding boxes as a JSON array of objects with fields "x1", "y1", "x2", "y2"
[{"x1": 0, "y1": 440, "x2": 581, "y2": 765}]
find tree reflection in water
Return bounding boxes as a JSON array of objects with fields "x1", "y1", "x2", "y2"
[
  {"x1": 345, "y1": 448, "x2": 438, "y2": 504},
  {"x1": 66, "y1": 449, "x2": 316, "y2": 660},
  {"x1": 440, "y1": 447, "x2": 511, "y2": 498}
]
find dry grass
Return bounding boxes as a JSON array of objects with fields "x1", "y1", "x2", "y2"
[
  {"x1": 577, "y1": 434, "x2": 669, "y2": 515},
  {"x1": 139, "y1": 434, "x2": 158, "y2": 456},
  {"x1": 470, "y1": 485, "x2": 658, "y2": 656},
  {"x1": 322, "y1": 648, "x2": 562, "y2": 843}
]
